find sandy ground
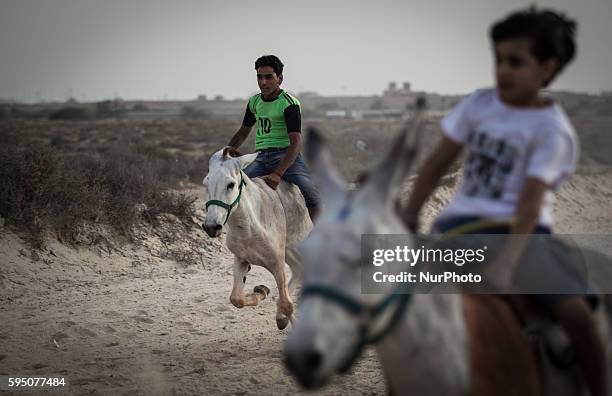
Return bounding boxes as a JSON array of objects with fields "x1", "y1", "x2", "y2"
[{"x1": 2, "y1": 165, "x2": 612, "y2": 396}]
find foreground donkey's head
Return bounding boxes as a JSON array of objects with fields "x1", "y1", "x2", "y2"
[
  {"x1": 202, "y1": 147, "x2": 257, "y2": 237},
  {"x1": 284, "y1": 122, "x2": 420, "y2": 389}
]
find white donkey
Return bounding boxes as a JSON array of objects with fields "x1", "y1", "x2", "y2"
[
  {"x1": 284, "y1": 127, "x2": 609, "y2": 395},
  {"x1": 203, "y1": 147, "x2": 311, "y2": 329}
]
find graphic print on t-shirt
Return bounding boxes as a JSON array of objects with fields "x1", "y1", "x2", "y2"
[{"x1": 463, "y1": 129, "x2": 518, "y2": 200}]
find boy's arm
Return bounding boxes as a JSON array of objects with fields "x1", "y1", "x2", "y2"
[
  {"x1": 228, "y1": 104, "x2": 256, "y2": 149},
  {"x1": 513, "y1": 177, "x2": 548, "y2": 233},
  {"x1": 228, "y1": 125, "x2": 253, "y2": 150},
  {"x1": 274, "y1": 132, "x2": 301, "y2": 177},
  {"x1": 400, "y1": 136, "x2": 463, "y2": 231},
  {"x1": 486, "y1": 177, "x2": 548, "y2": 289},
  {"x1": 487, "y1": 125, "x2": 574, "y2": 290},
  {"x1": 261, "y1": 133, "x2": 300, "y2": 189}
]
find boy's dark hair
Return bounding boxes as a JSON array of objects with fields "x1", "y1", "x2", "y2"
[
  {"x1": 255, "y1": 55, "x2": 284, "y2": 76},
  {"x1": 490, "y1": 7, "x2": 577, "y2": 86}
]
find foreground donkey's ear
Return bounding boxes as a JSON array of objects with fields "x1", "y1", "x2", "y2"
[
  {"x1": 359, "y1": 110, "x2": 424, "y2": 202},
  {"x1": 305, "y1": 127, "x2": 346, "y2": 204},
  {"x1": 237, "y1": 153, "x2": 259, "y2": 170}
]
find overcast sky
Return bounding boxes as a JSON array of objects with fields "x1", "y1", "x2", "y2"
[{"x1": 1, "y1": 0, "x2": 610, "y2": 103}]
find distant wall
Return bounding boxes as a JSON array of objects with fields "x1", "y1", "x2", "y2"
[{"x1": 2, "y1": 91, "x2": 608, "y2": 121}]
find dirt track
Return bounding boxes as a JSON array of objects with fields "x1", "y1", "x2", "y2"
[
  {"x1": 0, "y1": 190, "x2": 385, "y2": 396},
  {"x1": 2, "y1": 166, "x2": 612, "y2": 395}
]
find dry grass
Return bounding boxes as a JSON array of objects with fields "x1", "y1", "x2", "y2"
[
  {"x1": 0, "y1": 123, "x2": 202, "y2": 249},
  {"x1": 0, "y1": 111, "x2": 608, "y2": 249}
]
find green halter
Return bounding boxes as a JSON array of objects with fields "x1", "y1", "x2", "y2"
[
  {"x1": 300, "y1": 284, "x2": 411, "y2": 372},
  {"x1": 205, "y1": 172, "x2": 247, "y2": 225}
]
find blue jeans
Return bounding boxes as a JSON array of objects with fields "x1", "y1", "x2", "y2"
[{"x1": 244, "y1": 148, "x2": 320, "y2": 208}]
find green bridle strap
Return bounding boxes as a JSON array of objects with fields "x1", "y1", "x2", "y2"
[
  {"x1": 298, "y1": 222, "x2": 502, "y2": 371},
  {"x1": 205, "y1": 172, "x2": 247, "y2": 225},
  {"x1": 299, "y1": 284, "x2": 412, "y2": 372}
]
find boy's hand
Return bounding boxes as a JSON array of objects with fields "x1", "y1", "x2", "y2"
[{"x1": 263, "y1": 172, "x2": 282, "y2": 190}]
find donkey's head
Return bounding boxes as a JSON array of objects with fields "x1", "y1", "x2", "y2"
[
  {"x1": 202, "y1": 147, "x2": 257, "y2": 237},
  {"x1": 284, "y1": 121, "x2": 421, "y2": 389}
]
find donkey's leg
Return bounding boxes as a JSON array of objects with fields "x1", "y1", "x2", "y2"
[
  {"x1": 285, "y1": 248, "x2": 302, "y2": 291},
  {"x1": 270, "y1": 261, "x2": 294, "y2": 330},
  {"x1": 229, "y1": 258, "x2": 269, "y2": 308}
]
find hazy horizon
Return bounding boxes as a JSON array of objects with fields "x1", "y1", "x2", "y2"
[{"x1": 1, "y1": 0, "x2": 611, "y2": 103}]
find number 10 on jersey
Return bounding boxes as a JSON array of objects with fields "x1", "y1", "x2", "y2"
[{"x1": 257, "y1": 117, "x2": 271, "y2": 135}]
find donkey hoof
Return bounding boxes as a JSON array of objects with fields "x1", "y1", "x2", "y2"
[
  {"x1": 254, "y1": 285, "x2": 270, "y2": 297},
  {"x1": 276, "y1": 317, "x2": 289, "y2": 330}
]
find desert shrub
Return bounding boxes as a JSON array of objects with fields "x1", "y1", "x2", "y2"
[
  {"x1": 88, "y1": 140, "x2": 195, "y2": 232},
  {"x1": 143, "y1": 191, "x2": 196, "y2": 222},
  {"x1": 187, "y1": 155, "x2": 209, "y2": 184},
  {"x1": 180, "y1": 106, "x2": 209, "y2": 119},
  {"x1": 49, "y1": 107, "x2": 91, "y2": 120},
  {"x1": 95, "y1": 100, "x2": 127, "y2": 118},
  {"x1": 0, "y1": 144, "x2": 56, "y2": 247},
  {"x1": 158, "y1": 139, "x2": 198, "y2": 152},
  {"x1": 0, "y1": 138, "x2": 196, "y2": 249},
  {"x1": 50, "y1": 135, "x2": 70, "y2": 148},
  {"x1": 0, "y1": 144, "x2": 102, "y2": 247}
]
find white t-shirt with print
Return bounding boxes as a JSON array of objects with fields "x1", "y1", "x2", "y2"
[{"x1": 437, "y1": 88, "x2": 578, "y2": 227}]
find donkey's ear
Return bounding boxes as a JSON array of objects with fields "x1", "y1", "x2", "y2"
[
  {"x1": 305, "y1": 127, "x2": 346, "y2": 203},
  {"x1": 237, "y1": 153, "x2": 259, "y2": 170},
  {"x1": 359, "y1": 109, "x2": 425, "y2": 201}
]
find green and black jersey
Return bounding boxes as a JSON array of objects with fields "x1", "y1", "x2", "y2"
[{"x1": 242, "y1": 90, "x2": 301, "y2": 150}]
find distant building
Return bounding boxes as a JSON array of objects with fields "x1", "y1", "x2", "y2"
[
  {"x1": 382, "y1": 81, "x2": 415, "y2": 110},
  {"x1": 383, "y1": 81, "x2": 411, "y2": 97},
  {"x1": 324, "y1": 110, "x2": 348, "y2": 118}
]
